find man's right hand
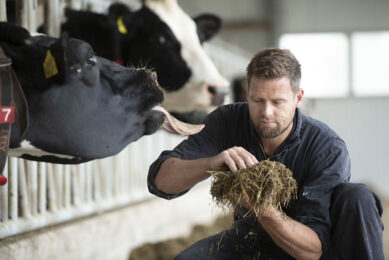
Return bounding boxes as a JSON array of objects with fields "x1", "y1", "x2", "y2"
[
  {"x1": 209, "y1": 146, "x2": 259, "y2": 173},
  {"x1": 155, "y1": 147, "x2": 258, "y2": 195}
]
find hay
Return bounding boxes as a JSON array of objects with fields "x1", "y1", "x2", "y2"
[{"x1": 209, "y1": 160, "x2": 297, "y2": 217}]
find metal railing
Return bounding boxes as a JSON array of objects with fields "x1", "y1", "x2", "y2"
[{"x1": 0, "y1": 131, "x2": 186, "y2": 239}]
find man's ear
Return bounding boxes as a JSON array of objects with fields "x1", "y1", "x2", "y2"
[
  {"x1": 296, "y1": 89, "x2": 304, "y2": 108},
  {"x1": 193, "y1": 14, "x2": 222, "y2": 43},
  {"x1": 42, "y1": 34, "x2": 68, "y2": 85}
]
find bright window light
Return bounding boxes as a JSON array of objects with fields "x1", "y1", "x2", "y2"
[
  {"x1": 279, "y1": 33, "x2": 349, "y2": 98},
  {"x1": 352, "y1": 32, "x2": 389, "y2": 96}
]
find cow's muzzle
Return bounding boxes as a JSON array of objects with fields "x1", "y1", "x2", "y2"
[{"x1": 207, "y1": 86, "x2": 229, "y2": 106}]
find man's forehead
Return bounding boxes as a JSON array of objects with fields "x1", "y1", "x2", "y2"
[{"x1": 249, "y1": 77, "x2": 293, "y2": 92}]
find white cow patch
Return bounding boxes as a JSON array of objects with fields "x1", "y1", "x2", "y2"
[
  {"x1": 145, "y1": 0, "x2": 229, "y2": 112},
  {"x1": 8, "y1": 140, "x2": 77, "y2": 160}
]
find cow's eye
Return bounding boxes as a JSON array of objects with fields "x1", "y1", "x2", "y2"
[
  {"x1": 159, "y1": 36, "x2": 166, "y2": 44},
  {"x1": 87, "y1": 56, "x2": 97, "y2": 66}
]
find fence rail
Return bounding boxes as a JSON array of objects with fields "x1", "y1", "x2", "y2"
[{"x1": 0, "y1": 131, "x2": 186, "y2": 239}]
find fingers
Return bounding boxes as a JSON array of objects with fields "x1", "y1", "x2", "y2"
[{"x1": 220, "y1": 146, "x2": 259, "y2": 173}]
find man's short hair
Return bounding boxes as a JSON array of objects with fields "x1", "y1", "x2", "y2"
[{"x1": 246, "y1": 48, "x2": 301, "y2": 93}]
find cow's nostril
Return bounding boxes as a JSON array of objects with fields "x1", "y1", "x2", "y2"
[{"x1": 208, "y1": 86, "x2": 216, "y2": 95}]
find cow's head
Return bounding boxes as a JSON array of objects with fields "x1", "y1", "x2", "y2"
[
  {"x1": 0, "y1": 22, "x2": 202, "y2": 164},
  {"x1": 111, "y1": 0, "x2": 229, "y2": 122},
  {"x1": 139, "y1": 0, "x2": 228, "y2": 116},
  {"x1": 61, "y1": 0, "x2": 229, "y2": 123}
]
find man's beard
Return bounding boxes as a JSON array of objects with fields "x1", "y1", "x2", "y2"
[{"x1": 255, "y1": 119, "x2": 293, "y2": 139}]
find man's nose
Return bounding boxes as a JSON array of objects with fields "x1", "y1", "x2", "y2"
[{"x1": 262, "y1": 103, "x2": 274, "y2": 117}]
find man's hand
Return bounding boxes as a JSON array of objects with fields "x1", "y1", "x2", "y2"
[
  {"x1": 210, "y1": 146, "x2": 259, "y2": 173},
  {"x1": 155, "y1": 147, "x2": 258, "y2": 197}
]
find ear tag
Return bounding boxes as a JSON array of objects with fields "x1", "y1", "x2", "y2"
[
  {"x1": 43, "y1": 50, "x2": 59, "y2": 79},
  {"x1": 117, "y1": 16, "x2": 128, "y2": 35},
  {"x1": 0, "y1": 106, "x2": 15, "y2": 123}
]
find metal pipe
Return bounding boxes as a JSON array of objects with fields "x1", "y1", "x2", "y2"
[
  {"x1": 47, "y1": 163, "x2": 57, "y2": 211},
  {"x1": 18, "y1": 160, "x2": 30, "y2": 218},
  {"x1": 38, "y1": 162, "x2": 47, "y2": 214},
  {"x1": 1, "y1": 160, "x2": 9, "y2": 222},
  {"x1": 0, "y1": 0, "x2": 7, "y2": 21},
  {"x1": 93, "y1": 162, "x2": 101, "y2": 200},
  {"x1": 26, "y1": 0, "x2": 36, "y2": 32},
  {"x1": 9, "y1": 158, "x2": 18, "y2": 221},
  {"x1": 44, "y1": 0, "x2": 61, "y2": 37},
  {"x1": 26, "y1": 161, "x2": 38, "y2": 215},
  {"x1": 86, "y1": 162, "x2": 92, "y2": 202},
  {"x1": 64, "y1": 165, "x2": 71, "y2": 208},
  {"x1": 71, "y1": 165, "x2": 80, "y2": 206}
]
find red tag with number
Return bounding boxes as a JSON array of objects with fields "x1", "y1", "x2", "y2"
[{"x1": 0, "y1": 106, "x2": 15, "y2": 124}]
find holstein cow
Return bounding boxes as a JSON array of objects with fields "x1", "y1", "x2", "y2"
[
  {"x1": 0, "y1": 22, "x2": 202, "y2": 165},
  {"x1": 61, "y1": 0, "x2": 229, "y2": 123}
]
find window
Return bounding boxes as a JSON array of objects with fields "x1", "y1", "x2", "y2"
[
  {"x1": 279, "y1": 33, "x2": 349, "y2": 98},
  {"x1": 352, "y1": 32, "x2": 389, "y2": 96}
]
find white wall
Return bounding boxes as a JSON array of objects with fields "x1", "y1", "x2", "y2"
[
  {"x1": 276, "y1": 0, "x2": 389, "y2": 33},
  {"x1": 304, "y1": 97, "x2": 389, "y2": 198},
  {"x1": 180, "y1": 0, "x2": 270, "y2": 54}
]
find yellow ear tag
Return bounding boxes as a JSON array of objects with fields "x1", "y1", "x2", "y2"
[
  {"x1": 117, "y1": 16, "x2": 128, "y2": 35},
  {"x1": 43, "y1": 50, "x2": 59, "y2": 79}
]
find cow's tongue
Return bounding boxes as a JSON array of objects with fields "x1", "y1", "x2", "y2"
[{"x1": 152, "y1": 106, "x2": 204, "y2": 135}]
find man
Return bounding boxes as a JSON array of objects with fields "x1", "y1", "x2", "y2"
[{"x1": 148, "y1": 48, "x2": 384, "y2": 259}]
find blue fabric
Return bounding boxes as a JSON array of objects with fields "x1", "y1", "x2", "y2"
[
  {"x1": 174, "y1": 183, "x2": 384, "y2": 260},
  {"x1": 148, "y1": 102, "x2": 352, "y2": 257}
]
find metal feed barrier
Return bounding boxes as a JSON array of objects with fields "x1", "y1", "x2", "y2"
[
  {"x1": 0, "y1": 131, "x2": 187, "y2": 239},
  {"x1": 0, "y1": 0, "x2": 252, "y2": 239}
]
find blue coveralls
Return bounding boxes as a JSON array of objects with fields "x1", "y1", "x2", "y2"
[{"x1": 148, "y1": 103, "x2": 384, "y2": 260}]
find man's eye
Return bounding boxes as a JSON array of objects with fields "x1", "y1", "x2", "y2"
[{"x1": 159, "y1": 36, "x2": 166, "y2": 44}]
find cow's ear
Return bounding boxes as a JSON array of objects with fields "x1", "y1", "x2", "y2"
[
  {"x1": 108, "y1": 3, "x2": 132, "y2": 17},
  {"x1": 42, "y1": 35, "x2": 67, "y2": 85},
  {"x1": 193, "y1": 14, "x2": 222, "y2": 43},
  {"x1": 107, "y1": 3, "x2": 137, "y2": 38}
]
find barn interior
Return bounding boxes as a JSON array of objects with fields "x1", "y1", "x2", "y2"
[{"x1": 0, "y1": 0, "x2": 388, "y2": 259}]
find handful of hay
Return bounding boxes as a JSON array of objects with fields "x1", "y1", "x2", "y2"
[{"x1": 209, "y1": 160, "x2": 297, "y2": 217}]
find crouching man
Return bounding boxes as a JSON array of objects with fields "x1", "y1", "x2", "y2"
[{"x1": 147, "y1": 48, "x2": 384, "y2": 260}]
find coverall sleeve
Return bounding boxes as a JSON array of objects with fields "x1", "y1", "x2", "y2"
[
  {"x1": 147, "y1": 107, "x2": 227, "y2": 200},
  {"x1": 293, "y1": 138, "x2": 351, "y2": 251}
]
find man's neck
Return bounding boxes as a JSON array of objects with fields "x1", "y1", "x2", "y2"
[{"x1": 260, "y1": 122, "x2": 294, "y2": 157}]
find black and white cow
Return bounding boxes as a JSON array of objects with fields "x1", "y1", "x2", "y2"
[
  {"x1": 61, "y1": 0, "x2": 229, "y2": 123},
  {"x1": 0, "y1": 22, "x2": 201, "y2": 164}
]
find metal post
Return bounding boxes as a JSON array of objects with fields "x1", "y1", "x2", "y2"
[
  {"x1": 86, "y1": 162, "x2": 92, "y2": 202},
  {"x1": 0, "y1": 0, "x2": 7, "y2": 21},
  {"x1": 26, "y1": 0, "x2": 37, "y2": 32},
  {"x1": 44, "y1": 0, "x2": 61, "y2": 37},
  {"x1": 64, "y1": 165, "x2": 71, "y2": 208},
  {"x1": 26, "y1": 161, "x2": 38, "y2": 215},
  {"x1": 9, "y1": 158, "x2": 18, "y2": 220},
  {"x1": 0, "y1": 160, "x2": 9, "y2": 222},
  {"x1": 38, "y1": 162, "x2": 47, "y2": 214},
  {"x1": 71, "y1": 164, "x2": 81, "y2": 206},
  {"x1": 47, "y1": 163, "x2": 57, "y2": 211},
  {"x1": 18, "y1": 159, "x2": 30, "y2": 218}
]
